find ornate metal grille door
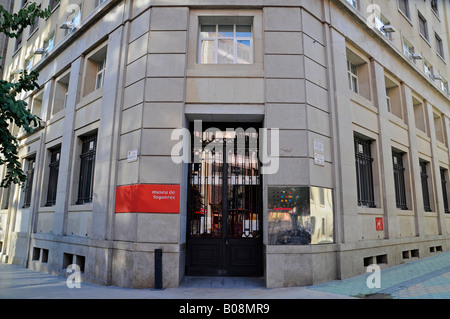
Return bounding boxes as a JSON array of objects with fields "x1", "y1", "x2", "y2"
[{"x1": 186, "y1": 124, "x2": 263, "y2": 277}]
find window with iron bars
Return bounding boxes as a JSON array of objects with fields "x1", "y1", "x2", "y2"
[
  {"x1": 354, "y1": 136, "x2": 376, "y2": 208},
  {"x1": 440, "y1": 168, "x2": 449, "y2": 214},
  {"x1": 392, "y1": 151, "x2": 407, "y2": 210},
  {"x1": 23, "y1": 158, "x2": 35, "y2": 208},
  {"x1": 420, "y1": 161, "x2": 432, "y2": 212},
  {"x1": 76, "y1": 134, "x2": 97, "y2": 205},
  {"x1": 45, "y1": 147, "x2": 61, "y2": 206}
]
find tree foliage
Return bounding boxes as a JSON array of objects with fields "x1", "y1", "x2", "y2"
[{"x1": 0, "y1": 2, "x2": 54, "y2": 188}]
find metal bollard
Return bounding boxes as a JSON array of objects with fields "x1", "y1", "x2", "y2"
[{"x1": 154, "y1": 249, "x2": 163, "y2": 290}]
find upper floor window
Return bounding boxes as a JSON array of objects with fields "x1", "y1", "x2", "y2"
[
  {"x1": 25, "y1": 55, "x2": 33, "y2": 72},
  {"x1": 346, "y1": 48, "x2": 371, "y2": 100},
  {"x1": 345, "y1": 0, "x2": 358, "y2": 9},
  {"x1": 52, "y1": 71, "x2": 70, "y2": 115},
  {"x1": 29, "y1": 13, "x2": 39, "y2": 36},
  {"x1": 440, "y1": 78, "x2": 448, "y2": 95},
  {"x1": 435, "y1": 32, "x2": 445, "y2": 60},
  {"x1": 374, "y1": 12, "x2": 393, "y2": 40},
  {"x1": 64, "y1": 3, "x2": 82, "y2": 35},
  {"x1": 402, "y1": 38, "x2": 416, "y2": 63},
  {"x1": 14, "y1": 33, "x2": 23, "y2": 53},
  {"x1": 431, "y1": 0, "x2": 439, "y2": 16},
  {"x1": 418, "y1": 11, "x2": 429, "y2": 42},
  {"x1": 83, "y1": 45, "x2": 107, "y2": 96},
  {"x1": 198, "y1": 17, "x2": 253, "y2": 64},
  {"x1": 44, "y1": 33, "x2": 55, "y2": 53},
  {"x1": 398, "y1": 0, "x2": 410, "y2": 19},
  {"x1": 96, "y1": 57, "x2": 106, "y2": 90},
  {"x1": 96, "y1": 0, "x2": 106, "y2": 7},
  {"x1": 347, "y1": 60, "x2": 358, "y2": 93},
  {"x1": 424, "y1": 60, "x2": 434, "y2": 80},
  {"x1": 49, "y1": 0, "x2": 59, "y2": 11}
]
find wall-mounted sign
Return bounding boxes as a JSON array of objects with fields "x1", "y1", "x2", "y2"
[
  {"x1": 314, "y1": 152, "x2": 325, "y2": 166},
  {"x1": 313, "y1": 139, "x2": 325, "y2": 166},
  {"x1": 115, "y1": 184, "x2": 180, "y2": 214},
  {"x1": 127, "y1": 149, "x2": 138, "y2": 162},
  {"x1": 376, "y1": 217, "x2": 383, "y2": 231}
]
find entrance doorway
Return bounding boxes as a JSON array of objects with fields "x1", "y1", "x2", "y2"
[{"x1": 186, "y1": 123, "x2": 263, "y2": 276}]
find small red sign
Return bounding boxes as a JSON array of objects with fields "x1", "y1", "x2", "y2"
[
  {"x1": 115, "y1": 184, "x2": 180, "y2": 214},
  {"x1": 375, "y1": 217, "x2": 383, "y2": 231}
]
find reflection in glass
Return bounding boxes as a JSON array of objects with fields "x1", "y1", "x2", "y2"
[
  {"x1": 200, "y1": 25, "x2": 216, "y2": 38},
  {"x1": 236, "y1": 25, "x2": 251, "y2": 37},
  {"x1": 268, "y1": 187, "x2": 333, "y2": 245},
  {"x1": 218, "y1": 39, "x2": 234, "y2": 64},
  {"x1": 200, "y1": 40, "x2": 215, "y2": 64},
  {"x1": 199, "y1": 23, "x2": 253, "y2": 64},
  {"x1": 189, "y1": 128, "x2": 261, "y2": 239},
  {"x1": 218, "y1": 25, "x2": 233, "y2": 37},
  {"x1": 237, "y1": 40, "x2": 251, "y2": 64}
]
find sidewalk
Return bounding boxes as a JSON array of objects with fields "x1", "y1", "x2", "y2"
[
  {"x1": 310, "y1": 251, "x2": 450, "y2": 299},
  {"x1": 0, "y1": 251, "x2": 449, "y2": 299}
]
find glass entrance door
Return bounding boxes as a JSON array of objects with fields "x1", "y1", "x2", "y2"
[{"x1": 186, "y1": 124, "x2": 263, "y2": 276}]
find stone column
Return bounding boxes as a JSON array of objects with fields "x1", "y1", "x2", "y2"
[
  {"x1": 402, "y1": 84, "x2": 426, "y2": 237},
  {"x1": 424, "y1": 100, "x2": 448, "y2": 235},
  {"x1": 53, "y1": 57, "x2": 83, "y2": 236},
  {"x1": 371, "y1": 60, "x2": 399, "y2": 239}
]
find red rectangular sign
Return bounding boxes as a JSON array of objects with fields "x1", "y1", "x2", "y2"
[
  {"x1": 375, "y1": 217, "x2": 383, "y2": 231},
  {"x1": 115, "y1": 184, "x2": 180, "y2": 214}
]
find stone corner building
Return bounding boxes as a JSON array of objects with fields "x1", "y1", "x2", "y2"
[{"x1": 0, "y1": 0, "x2": 449, "y2": 289}]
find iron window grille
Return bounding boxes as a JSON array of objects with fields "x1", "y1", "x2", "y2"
[
  {"x1": 392, "y1": 151, "x2": 408, "y2": 210},
  {"x1": 23, "y1": 158, "x2": 35, "y2": 208},
  {"x1": 420, "y1": 161, "x2": 432, "y2": 212},
  {"x1": 440, "y1": 168, "x2": 449, "y2": 214},
  {"x1": 45, "y1": 147, "x2": 61, "y2": 206},
  {"x1": 354, "y1": 136, "x2": 376, "y2": 208},
  {"x1": 76, "y1": 134, "x2": 97, "y2": 205}
]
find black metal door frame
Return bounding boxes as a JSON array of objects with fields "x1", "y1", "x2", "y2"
[{"x1": 186, "y1": 122, "x2": 263, "y2": 277}]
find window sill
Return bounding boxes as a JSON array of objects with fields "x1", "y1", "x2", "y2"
[
  {"x1": 48, "y1": 108, "x2": 66, "y2": 125},
  {"x1": 27, "y1": 27, "x2": 39, "y2": 42},
  {"x1": 77, "y1": 88, "x2": 104, "y2": 110},
  {"x1": 38, "y1": 206, "x2": 56, "y2": 213},
  {"x1": 416, "y1": 128, "x2": 430, "y2": 141},
  {"x1": 431, "y1": 9, "x2": 440, "y2": 22},
  {"x1": 419, "y1": 33, "x2": 432, "y2": 47},
  {"x1": 437, "y1": 53, "x2": 446, "y2": 64},
  {"x1": 349, "y1": 91, "x2": 376, "y2": 113},
  {"x1": 187, "y1": 63, "x2": 264, "y2": 78},
  {"x1": 68, "y1": 204, "x2": 93, "y2": 212},
  {"x1": 397, "y1": 209, "x2": 414, "y2": 216},
  {"x1": 388, "y1": 112, "x2": 408, "y2": 129},
  {"x1": 397, "y1": 9, "x2": 413, "y2": 26},
  {"x1": 436, "y1": 140, "x2": 447, "y2": 150},
  {"x1": 356, "y1": 206, "x2": 383, "y2": 215}
]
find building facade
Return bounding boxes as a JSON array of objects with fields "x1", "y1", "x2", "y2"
[{"x1": 0, "y1": 0, "x2": 449, "y2": 288}]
